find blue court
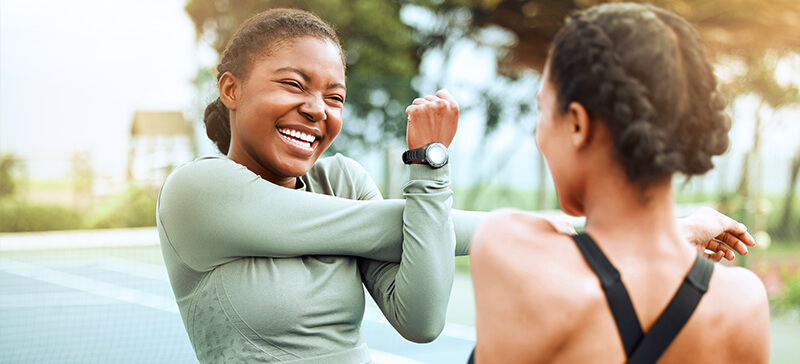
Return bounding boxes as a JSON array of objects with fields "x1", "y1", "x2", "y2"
[{"x1": 0, "y1": 230, "x2": 476, "y2": 364}]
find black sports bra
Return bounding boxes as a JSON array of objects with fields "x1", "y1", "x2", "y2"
[{"x1": 467, "y1": 232, "x2": 714, "y2": 364}]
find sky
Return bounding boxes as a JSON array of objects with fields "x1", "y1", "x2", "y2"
[{"x1": 0, "y1": 0, "x2": 212, "y2": 180}]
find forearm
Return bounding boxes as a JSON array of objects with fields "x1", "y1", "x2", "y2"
[{"x1": 360, "y1": 164, "x2": 456, "y2": 343}]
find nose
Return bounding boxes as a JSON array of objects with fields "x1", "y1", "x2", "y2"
[{"x1": 299, "y1": 95, "x2": 326, "y2": 122}]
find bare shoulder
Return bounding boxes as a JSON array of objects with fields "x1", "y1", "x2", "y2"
[
  {"x1": 470, "y1": 209, "x2": 567, "y2": 276},
  {"x1": 687, "y1": 263, "x2": 770, "y2": 362},
  {"x1": 472, "y1": 208, "x2": 560, "y2": 250},
  {"x1": 714, "y1": 264, "x2": 769, "y2": 313},
  {"x1": 711, "y1": 264, "x2": 769, "y2": 315},
  {"x1": 470, "y1": 209, "x2": 596, "y2": 361}
]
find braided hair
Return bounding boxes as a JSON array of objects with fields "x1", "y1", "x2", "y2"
[
  {"x1": 548, "y1": 3, "x2": 730, "y2": 184},
  {"x1": 204, "y1": 8, "x2": 343, "y2": 155}
]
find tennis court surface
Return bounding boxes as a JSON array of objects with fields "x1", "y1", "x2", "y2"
[{"x1": 0, "y1": 228, "x2": 476, "y2": 364}]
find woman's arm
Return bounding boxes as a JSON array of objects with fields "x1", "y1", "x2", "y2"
[
  {"x1": 358, "y1": 164, "x2": 455, "y2": 343},
  {"x1": 157, "y1": 156, "x2": 486, "y2": 272},
  {"x1": 453, "y1": 209, "x2": 486, "y2": 256},
  {"x1": 157, "y1": 157, "x2": 411, "y2": 271},
  {"x1": 356, "y1": 88, "x2": 466, "y2": 342}
]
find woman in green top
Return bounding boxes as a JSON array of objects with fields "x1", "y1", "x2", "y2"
[
  {"x1": 157, "y1": 7, "x2": 754, "y2": 364},
  {"x1": 157, "y1": 8, "x2": 482, "y2": 363}
]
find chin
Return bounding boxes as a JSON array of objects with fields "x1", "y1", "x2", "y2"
[
  {"x1": 561, "y1": 205, "x2": 585, "y2": 218},
  {"x1": 556, "y1": 193, "x2": 585, "y2": 217},
  {"x1": 289, "y1": 164, "x2": 314, "y2": 178}
]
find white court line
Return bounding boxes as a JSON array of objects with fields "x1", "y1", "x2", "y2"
[
  {"x1": 1, "y1": 256, "x2": 471, "y2": 364},
  {"x1": 369, "y1": 349, "x2": 428, "y2": 364},
  {"x1": 0, "y1": 292, "x2": 119, "y2": 307},
  {"x1": 363, "y1": 302, "x2": 476, "y2": 342},
  {"x1": 0, "y1": 227, "x2": 159, "y2": 251},
  {"x1": 0, "y1": 257, "x2": 475, "y2": 341},
  {"x1": 0, "y1": 258, "x2": 178, "y2": 313},
  {"x1": 95, "y1": 256, "x2": 171, "y2": 282}
]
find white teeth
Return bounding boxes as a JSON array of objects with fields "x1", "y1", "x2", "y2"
[{"x1": 278, "y1": 128, "x2": 316, "y2": 144}]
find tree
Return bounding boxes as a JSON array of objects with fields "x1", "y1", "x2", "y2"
[
  {"x1": 415, "y1": 0, "x2": 800, "y2": 213},
  {"x1": 184, "y1": 0, "x2": 421, "y2": 152},
  {"x1": 0, "y1": 154, "x2": 20, "y2": 199},
  {"x1": 723, "y1": 53, "x2": 800, "y2": 232},
  {"x1": 185, "y1": 0, "x2": 800, "y2": 215},
  {"x1": 420, "y1": 0, "x2": 800, "y2": 73}
]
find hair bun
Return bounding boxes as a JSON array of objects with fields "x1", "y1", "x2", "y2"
[
  {"x1": 203, "y1": 97, "x2": 231, "y2": 155},
  {"x1": 549, "y1": 3, "x2": 731, "y2": 185}
]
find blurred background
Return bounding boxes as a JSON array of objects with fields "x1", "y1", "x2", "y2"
[{"x1": 1, "y1": 0, "x2": 799, "y2": 363}]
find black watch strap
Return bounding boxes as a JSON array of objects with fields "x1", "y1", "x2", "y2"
[
  {"x1": 402, "y1": 142, "x2": 448, "y2": 168},
  {"x1": 402, "y1": 147, "x2": 426, "y2": 165}
]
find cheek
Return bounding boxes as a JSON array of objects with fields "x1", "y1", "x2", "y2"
[
  {"x1": 534, "y1": 120, "x2": 554, "y2": 160},
  {"x1": 328, "y1": 112, "x2": 343, "y2": 138}
]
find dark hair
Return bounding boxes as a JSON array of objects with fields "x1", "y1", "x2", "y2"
[
  {"x1": 204, "y1": 8, "x2": 343, "y2": 155},
  {"x1": 547, "y1": 3, "x2": 730, "y2": 184}
]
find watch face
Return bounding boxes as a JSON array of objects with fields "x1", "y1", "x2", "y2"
[
  {"x1": 426, "y1": 143, "x2": 447, "y2": 167},
  {"x1": 427, "y1": 146, "x2": 446, "y2": 164}
]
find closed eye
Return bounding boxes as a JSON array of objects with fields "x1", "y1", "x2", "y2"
[{"x1": 280, "y1": 80, "x2": 303, "y2": 91}]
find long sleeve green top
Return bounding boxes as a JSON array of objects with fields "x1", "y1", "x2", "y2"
[{"x1": 156, "y1": 154, "x2": 483, "y2": 363}]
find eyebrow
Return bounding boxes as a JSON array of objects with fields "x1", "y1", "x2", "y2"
[{"x1": 276, "y1": 67, "x2": 346, "y2": 91}]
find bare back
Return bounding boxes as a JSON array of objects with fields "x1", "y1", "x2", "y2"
[{"x1": 470, "y1": 210, "x2": 770, "y2": 363}]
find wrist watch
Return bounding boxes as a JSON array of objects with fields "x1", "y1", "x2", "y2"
[{"x1": 402, "y1": 142, "x2": 449, "y2": 169}]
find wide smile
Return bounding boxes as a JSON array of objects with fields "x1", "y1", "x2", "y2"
[{"x1": 277, "y1": 127, "x2": 320, "y2": 154}]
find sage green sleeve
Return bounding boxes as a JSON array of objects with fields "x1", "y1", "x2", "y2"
[
  {"x1": 357, "y1": 164, "x2": 455, "y2": 343},
  {"x1": 157, "y1": 158, "x2": 484, "y2": 272},
  {"x1": 453, "y1": 209, "x2": 486, "y2": 255},
  {"x1": 157, "y1": 158, "x2": 410, "y2": 271}
]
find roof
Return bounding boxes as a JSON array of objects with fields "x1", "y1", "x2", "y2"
[{"x1": 130, "y1": 111, "x2": 193, "y2": 136}]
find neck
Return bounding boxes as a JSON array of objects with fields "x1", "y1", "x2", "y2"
[
  {"x1": 582, "y1": 173, "x2": 685, "y2": 255},
  {"x1": 227, "y1": 147, "x2": 297, "y2": 189}
]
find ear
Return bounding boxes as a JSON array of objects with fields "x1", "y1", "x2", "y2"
[
  {"x1": 565, "y1": 101, "x2": 591, "y2": 148},
  {"x1": 218, "y1": 71, "x2": 240, "y2": 111}
]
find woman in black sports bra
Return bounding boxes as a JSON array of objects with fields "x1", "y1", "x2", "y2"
[{"x1": 468, "y1": 3, "x2": 770, "y2": 363}]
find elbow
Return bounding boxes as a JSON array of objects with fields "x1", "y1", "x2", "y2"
[{"x1": 398, "y1": 319, "x2": 445, "y2": 343}]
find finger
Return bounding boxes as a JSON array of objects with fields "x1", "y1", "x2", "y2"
[
  {"x1": 710, "y1": 240, "x2": 734, "y2": 260},
  {"x1": 412, "y1": 97, "x2": 428, "y2": 106},
  {"x1": 714, "y1": 249, "x2": 725, "y2": 261},
  {"x1": 725, "y1": 248, "x2": 736, "y2": 261},
  {"x1": 703, "y1": 240, "x2": 735, "y2": 261},
  {"x1": 703, "y1": 250, "x2": 723, "y2": 262},
  {"x1": 715, "y1": 232, "x2": 749, "y2": 256},
  {"x1": 405, "y1": 104, "x2": 416, "y2": 117},
  {"x1": 423, "y1": 95, "x2": 438, "y2": 102},
  {"x1": 435, "y1": 89, "x2": 458, "y2": 106},
  {"x1": 738, "y1": 230, "x2": 756, "y2": 247},
  {"x1": 716, "y1": 213, "x2": 752, "y2": 244}
]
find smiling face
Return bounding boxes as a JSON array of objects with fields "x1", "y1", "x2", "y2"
[{"x1": 222, "y1": 37, "x2": 346, "y2": 188}]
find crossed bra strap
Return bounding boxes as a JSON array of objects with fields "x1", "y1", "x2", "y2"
[{"x1": 571, "y1": 233, "x2": 714, "y2": 364}]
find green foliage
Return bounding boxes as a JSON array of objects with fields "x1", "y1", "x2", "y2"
[
  {"x1": 781, "y1": 270, "x2": 800, "y2": 312},
  {"x1": 0, "y1": 199, "x2": 83, "y2": 232},
  {"x1": 423, "y1": 0, "x2": 800, "y2": 73},
  {"x1": 0, "y1": 184, "x2": 158, "y2": 232},
  {"x1": 0, "y1": 154, "x2": 20, "y2": 199},
  {"x1": 84, "y1": 185, "x2": 157, "y2": 229}
]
